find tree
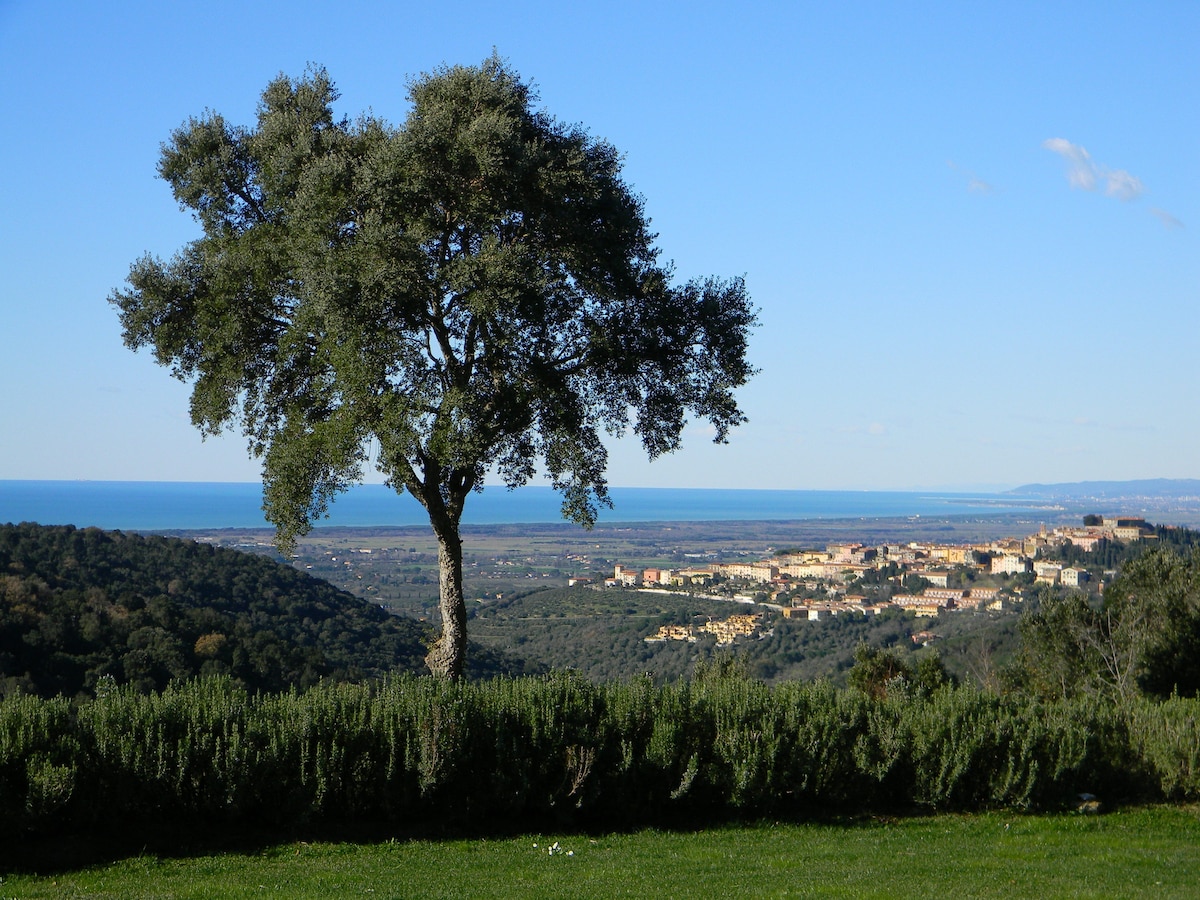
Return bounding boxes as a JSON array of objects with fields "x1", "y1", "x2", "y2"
[
  {"x1": 1102, "y1": 546, "x2": 1200, "y2": 698},
  {"x1": 110, "y1": 58, "x2": 757, "y2": 677},
  {"x1": 1018, "y1": 588, "x2": 1131, "y2": 701},
  {"x1": 847, "y1": 643, "x2": 911, "y2": 700},
  {"x1": 1017, "y1": 548, "x2": 1200, "y2": 701}
]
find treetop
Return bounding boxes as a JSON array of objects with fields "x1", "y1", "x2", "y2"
[{"x1": 112, "y1": 55, "x2": 756, "y2": 555}]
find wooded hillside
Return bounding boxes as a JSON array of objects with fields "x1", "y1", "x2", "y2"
[{"x1": 0, "y1": 523, "x2": 529, "y2": 698}]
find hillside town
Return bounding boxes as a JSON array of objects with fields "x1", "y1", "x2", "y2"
[{"x1": 606, "y1": 516, "x2": 1156, "y2": 646}]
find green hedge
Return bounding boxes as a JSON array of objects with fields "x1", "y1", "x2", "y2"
[{"x1": 2, "y1": 674, "x2": 1195, "y2": 838}]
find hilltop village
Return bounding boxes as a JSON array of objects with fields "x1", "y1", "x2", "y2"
[{"x1": 595, "y1": 516, "x2": 1154, "y2": 646}]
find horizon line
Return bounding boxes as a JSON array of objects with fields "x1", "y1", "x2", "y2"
[{"x1": 0, "y1": 477, "x2": 1092, "y2": 495}]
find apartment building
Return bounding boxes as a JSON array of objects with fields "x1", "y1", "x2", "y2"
[{"x1": 991, "y1": 554, "x2": 1031, "y2": 576}]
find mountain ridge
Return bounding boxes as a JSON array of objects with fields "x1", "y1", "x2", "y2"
[{"x1": 1009, "y1": 478, "x2": 1200, "y2": 499}]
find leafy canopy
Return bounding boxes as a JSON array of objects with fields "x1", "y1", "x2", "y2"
[
  {"x1": 1018, "y1": 546, "x2": 1200, "y2": 700},
  {"x1": 112, "y1": 57, "x2": 757, "y2": 550}
]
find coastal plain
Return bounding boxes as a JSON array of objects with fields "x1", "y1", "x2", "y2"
[
  {"x1": 164, "y1": 512, "x2": 1086, "y2": 685},
  {"x1": 155, "y1": 492, "x2": 1200, "y2": 685},
  {"x1": 172, "y1": 513, "x2": 1069, "y2": 611}
]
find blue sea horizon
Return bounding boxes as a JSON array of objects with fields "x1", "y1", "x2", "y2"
[{"x1": 0, "y1": 480, "x2": 1053, "y2": 532}]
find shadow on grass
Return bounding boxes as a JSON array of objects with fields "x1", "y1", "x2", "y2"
[{"x1": 4, "y1": 798, "x2": 1068, "y2": 878}]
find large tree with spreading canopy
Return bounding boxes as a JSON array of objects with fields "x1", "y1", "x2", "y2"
[{"x1": 111, "y1": 57, "x2": 757, "y2": 677}]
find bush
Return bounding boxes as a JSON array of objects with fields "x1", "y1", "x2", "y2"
[
  {"x1": 2, "y1": 673, "x2": 1197, "y2": 839},
  {"x1": 1127, "y1": 695, "x2": 1200, "y2": 800},
  {"x1": 0, "y1": 693, "x2": 78, "y2": 831}
]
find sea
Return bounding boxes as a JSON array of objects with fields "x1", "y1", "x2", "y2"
[{"x1": 0, "y1": 480, "x2": 1055, "y2": 532}]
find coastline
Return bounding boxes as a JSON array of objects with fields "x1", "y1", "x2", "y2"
[
  {"x1": 3, "y1": 479, "x2": 1199, "y2": 533},
  {"x1": 2, "y1": 480, "x2": 1060, "y2": 532}
]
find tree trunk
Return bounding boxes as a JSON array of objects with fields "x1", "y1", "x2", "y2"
[{"x1": 425, "y1": 520, "x2": 467, "y2": 679}]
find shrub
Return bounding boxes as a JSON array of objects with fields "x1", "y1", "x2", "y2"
[
  {"x1": 1126, "y1": 695, "x2": 1200, "y2": 800},
  {"x1": 0, "y1": 693, "x2": 78, "y2": 831},
  {"x1": 3, "y1": 674, "x2": 1199, "y2": 839}
]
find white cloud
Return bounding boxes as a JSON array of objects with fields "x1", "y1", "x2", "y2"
[
  {"x1": 1042, "y1": 138, "x2": 1145, "y2": 201},
  {"x1": 947, "y1": 160, "x2": 994, "y2": 194},
  {"x1": 1103, "y1": 168, "x2": 1145, "y2": 201},
  {"x1": 1043, "y1": 138, "x2": 1097, "y2": 191},
  {"x1": 1150, "y1": 207, "x2": 1185, "y2": 229}
]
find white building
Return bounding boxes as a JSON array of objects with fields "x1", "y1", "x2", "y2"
[{"x1": 991, "y1": 555, "x2": 1030, "y2": 576}]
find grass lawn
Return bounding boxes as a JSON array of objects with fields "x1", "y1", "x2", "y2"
[{"x1": 5, "y1": 807, "x2": 1199, "y2": 898}]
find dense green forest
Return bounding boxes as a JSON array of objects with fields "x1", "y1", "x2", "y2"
[{"x1": 0, "y1": 523, "x2": 531, "y2": 698}]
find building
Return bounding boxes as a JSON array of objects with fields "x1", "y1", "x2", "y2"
[
  {"x1": 991, "y1": 554, "x2": 1030, "y2": 576},
  {"x1": 673, "y1": 567, "x2": 714, "y2": 586},
  {"x1": 645, "y1": 624, "x2": 695, "y2": 643},
  {"x1": 1061, "y1": 567, "x2": 1091, "y2": 587},
  {"x1": 699, "y1": 613, "x2": 762, "y2": 644},
  {"x1": 1033, "y1": 561, "x2": 1063, "y2": 585},
  {"x1": 922, "y1": 588, "x2": 965, "y2": 604},
  {"x1": 778, "y1": 561, "x2": 829, "y2": 578},
  {"x1": 920, "y1": 569, "x2": 951, "y2": 588},
  {"x1": 716, "y1": 562, "x2": 779, "y2": 583},
  {"x1": 642, "y1": 567, "x2": 672, "y2": 586},
  {"x1": 613, "y1": 565, "x2": 641, "y2": 587},
  {"x1": 1062, "y1": 531, "x2": 1105, "y2": 551}
]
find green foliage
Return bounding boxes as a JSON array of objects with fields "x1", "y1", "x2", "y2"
[
  {"x1": 0, "y1": 692, "x2": 78, "y2": 832},
  {"x1": 0, "y1": 523, "x2": 520, "y2": 698},
  {"x1": 6, "y1": 672, "x2": 1198, "y2": 840},
  {"x1": 1016, "y1": 547, "x2": 1200, "y2": 701},
  {"x1": 469, "y1": 587, "x2": 952, "y2": 687},
  {"x1": 1126, "y1": 694, "x2": 1200, "y2": 800},
  {"x1": 890, "y1": 689, "x2": 1099, "y2": 809},
  {"x1": 847, "y1": 643, "x2": 914, "y2": 700},
  {"x1": 1017, "y1": 590, "x2": 1104, "y2": 700},
  {"x1": 1105, "y1": 547, "x2": 1200, "y2": 697},
  {"x1": 75, "y1": 677, "x2": 258, "y2": 825},
  {"x1": 110, "y1": 56, "x2": 757, "y2": 677}
]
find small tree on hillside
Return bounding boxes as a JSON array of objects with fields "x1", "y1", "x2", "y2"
[
  {"x1": 1018, "y1": 547, "x2": 1200, "y2": 701},
  {"x1": 110, "y1": 57, "x2": 757, "y2": 677},
  {"x1": 847, "y1": 643, "x2": 912, "y2": 700}
]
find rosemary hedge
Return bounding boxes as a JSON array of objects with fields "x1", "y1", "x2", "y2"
[{"x1": 3, "y1": 673, "x2": 1196, "y2": 838}]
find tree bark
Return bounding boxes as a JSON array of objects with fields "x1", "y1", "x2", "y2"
[{"x1": 425, "y1": 515, "x2": 468, "y2": 679}]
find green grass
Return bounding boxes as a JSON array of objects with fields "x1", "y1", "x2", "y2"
[{"x1": 6, "y1": 807, "x2": 1199, "y2": 898}]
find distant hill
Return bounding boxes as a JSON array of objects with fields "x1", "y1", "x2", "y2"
[
  {"x1": 1009, "y1": 479, "x2": 1200, "y2": 500},
  {"x1": 0, "y1": 523, "x2": 531, "y2": 698}
]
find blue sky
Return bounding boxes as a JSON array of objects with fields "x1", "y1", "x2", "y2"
[{"x1": 1, "y1": 1, "x2": 1196, "y2": 492}]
